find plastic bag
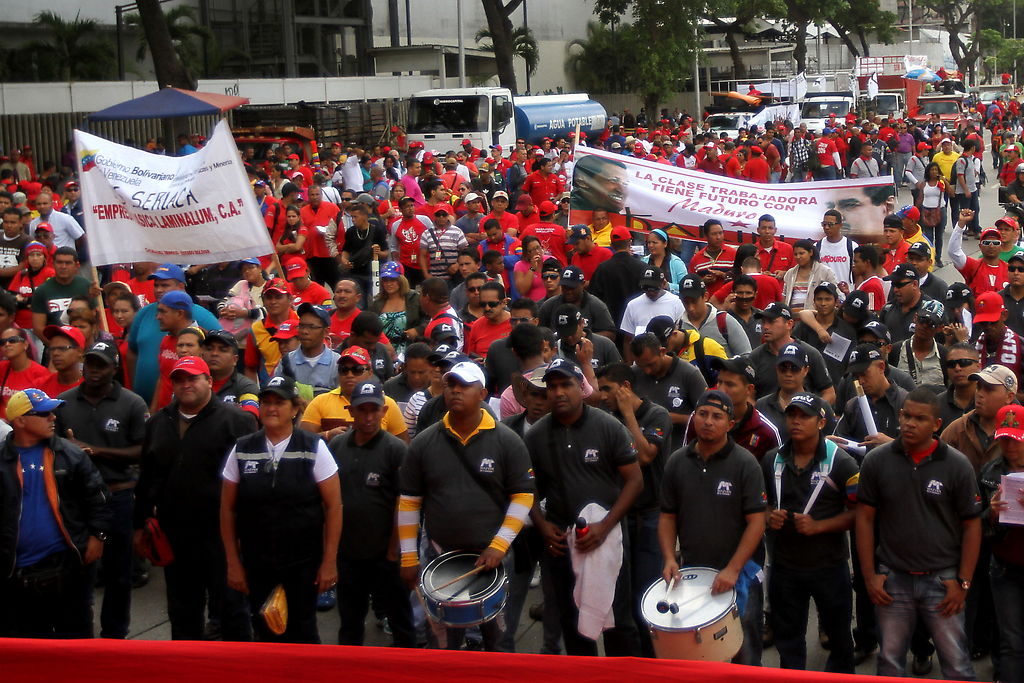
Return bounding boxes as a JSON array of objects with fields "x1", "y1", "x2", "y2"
[{"x1": 261, "y1": 584, "x2": 288, "y2": 635}]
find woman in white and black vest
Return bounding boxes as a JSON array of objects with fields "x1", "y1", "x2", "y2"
[{"x1": 220, "y1": 376, "x2": 343, "y2": 643}]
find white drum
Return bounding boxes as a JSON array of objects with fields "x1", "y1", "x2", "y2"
[{"x1": 641, "y1": 567, "x2": 743, "y2": 662}]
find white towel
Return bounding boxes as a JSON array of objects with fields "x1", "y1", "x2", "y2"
[{"x1": 569, "y1": 502, "x2": 623, "y2": 641}]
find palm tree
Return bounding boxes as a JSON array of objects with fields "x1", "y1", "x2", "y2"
[
  {"x1": 126, "y1": 5, "x2": 212, "y2": 79},
  {"x1": 476, "y1": 26, "x2": 539, "y2": 91},
  {"x1": 30, "y1": 11, "x2": 116, "y2": 81},
  {"x1": 565, "y1": 21, "x2": 632, "y2": 94}
]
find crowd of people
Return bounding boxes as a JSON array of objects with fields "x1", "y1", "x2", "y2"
[{"x1": 0, "y1": 113, "x2": 1022, "y2": 683}]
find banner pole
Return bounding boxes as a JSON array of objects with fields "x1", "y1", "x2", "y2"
[{"x1": 90, "y1": 265, "x2": 111, "y2": 334}]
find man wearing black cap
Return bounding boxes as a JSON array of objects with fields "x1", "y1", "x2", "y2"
[
  {"x1": 839, "y1": 290, "x2": 873, "y2": 328},
  {"x1": 274, "y1": 303, "x2": 341, "y2": 395},
  {"x1": 793, "y1": 282, "x2": 857, "y2": 384},
  {"x1": 881, "y1": 263, "x2": 933, "y2": 344},
  {"x1": 526, "y1": 358, "x2": 644, "y2": 656},
  {"x1": 763, "y1": 393, "x2": 859, "y2": 673},
  {"x1": 890, "y1": 299, "x2": 949, "y2": 393},
  {"x1": 538, "y1": 265, "x2": 616, "y2": 340},
  {"x1": 832, "y1": 322, "x2": 916, "y2": 420},
  {"x1": 566, "y1": 224, "x2": 611, "y2": 283},
  {"x1": 659, "y1": 388, "x2": 768, "y2": 665},
  {"x1": 906, "y1": 241, "x2": 949, "y2": 302},
  {"x1": 554, "y1": 303, "x2": 621, "y2": 371},
  {"x1": 588, "y1": 226, "x2": 646, "y2": 335},
  {"x1": 749, "y1": 303, "x2": 835, "y2": 405},
  {"x1": 1002, "y1": 251, "x2": 1024, "y2": 336},
  {"x1": 54, "y1": 341, "x2": 149, "y2": 639},
  {"x1": 620, "y1": 268, "x2": 684, "y2": 360},
  {"x1": 679, "y1": 273, "x2": 752, "y2": 357},
  {"x1": 835, "y1": 344, "x2": 908, "y2": 448},
  {"x1": 203, "y1": 330, "x2": 259, "y2": 410},
  {"x1": 631, "y1": 328, "x2": 709, "y2": 451},
  {"x1": 329, "y1": 379, "x2": 415, "y2": 647}
]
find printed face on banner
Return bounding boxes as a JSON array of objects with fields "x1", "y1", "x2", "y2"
[
  {"x1": 73, "y1": 120, "x2": 274, "y2": 266},
  {"x1": 569, "y1": 147, "x2": 894, "y2": 245}
]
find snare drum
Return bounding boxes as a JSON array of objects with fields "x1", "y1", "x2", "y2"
[
  {"x1": 419, "y1": 551, "x2": 508, "y2": 627},
  {"x1": 641, "y1": 567, "x2": 743, "y2": 662}
]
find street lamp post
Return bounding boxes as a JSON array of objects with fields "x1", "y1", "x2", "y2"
[{"x1": 457, "y1": 0, "x2": 466, "y2": 87}]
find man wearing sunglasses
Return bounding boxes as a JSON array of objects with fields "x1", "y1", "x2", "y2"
[
  {"x1": 881, "y1": 263, "x2": 934, "y2": 344},
  {"x1": 465, "y1": 281, "x2": 511, "y2": 361},
  {"x1": 0, "y1": 387, "x2": 110, "y2": 638},
  {"x1": 1000, "y1": 252, "x2": 1024, "y2": 336},
  {"x1": 948, "y1": 213, "x2": 1010, "y2": 295},
  {"x1": 891, "y1": 300, "x2": 949, "y2": 394},
  {"x1": 937, "y1": 344, "x2": 981, "y2": 435}
]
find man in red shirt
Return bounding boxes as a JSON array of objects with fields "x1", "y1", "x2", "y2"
[
  {"x1": 566, "y1": 224, "x2": 611, "y2": 282},
  {"x1": 755, "y1": 214, "x2": 794, "y2": 279},
  {"x1": 464, "y1": 281, "x2": 512, "y2": 360},
  {"x1": 515, "y1": 195, "x2": 542, "y2": 232},
  {"x1": 285, "y1": 259, "x2": 332, "y2": 308},
  {"x1": 520, "y1": 157, "x2": 565, "y2": 206},
  {"x1": 388, "y1": 196, "x2": 432, "y2": 287},
  {"x1": 520, "y1": 201, "x2": 569, "y2": 265},
  {"x1": 743, "y1": 146, "x2": 771, "y2": 183},
  {"x1": 761, "y1": 134, "x2": 782, "y2": 181},
  {"x1": 40, "y1": 325, "x2": 84, "y2": 397},
  {"x1": 814, "y1": 130, "x2": 842, "y2": 180},
  {"x1": 299, "y1": 184, "x2": 341, "y2": 287},
  {"x1": 999, "y1": 147, "x2": 1022, "y2": 187},
  {"x1": 689, "y1": 219, "x2": 737, "y2": 289},
  {"x1": 724, "y1": 145, "x2": 744, "y2": 178},
  {"x1": 286, "y1": 153, "x2": 313, "y2": 186},
  {"x1": 974, "y1": 294, "x2": 1024, "y2": 389},
  {"x1": 881, "y1": 216, "x2": 911, "y2": 273},
  {"x1": 481, "y1": 191, "x2": 519, "y2": 235},
  {"x1": 478, "y1": 218, "x2": 522, "y2": 260},
  {"x1": 697, "y1": 143, "x2": 726, "y2": 175},
  {"x1": 415, "y1": 179, "x2": 455, "y2": 219},
  {"x1": 950, "y1": 218, "x2": 1009, "y2": 295}
]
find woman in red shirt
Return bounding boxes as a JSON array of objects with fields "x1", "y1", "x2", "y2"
[
  {"x1": 0, "y1": 327, "x2": 52, "y2": 420},
  {"x1": 7, "y1": 242, "x2": 54, "y2": 329},
  {"x1": 110, "y1": 293, "x2": 140, "y2": 388}
]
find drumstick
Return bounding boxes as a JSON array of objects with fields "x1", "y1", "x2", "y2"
[
  {"x1": 656, "y1": 574, "x2": 678, "y2": 613},
  {"x1": 432, "y1": 565, "x2": 486, "y2": 592}
]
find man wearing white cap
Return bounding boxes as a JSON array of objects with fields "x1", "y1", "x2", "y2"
[{"x1": 397, "y1": 360, "x2": 535, "y2": 651}]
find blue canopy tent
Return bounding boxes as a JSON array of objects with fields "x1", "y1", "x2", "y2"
[{"x1": 87, "y1": 87, "x2": 249, "y2": 121}]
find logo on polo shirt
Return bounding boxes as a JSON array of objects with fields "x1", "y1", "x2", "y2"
[
  {"x1": 479, "y1": 458, "x2": 495, "y2": 474},
  {"x1": 222, "y1": 394, "x2": 237, "y2": 403},
  {"x1": 925, "y1": 479, "x2": 944, "y2": 496},
  {"x1": 810, "y1": 471, "x2": 821, "y2": 485},
  {"x1": 584, "y1": 448, "x2": 599, "y2": 463},
  {"x1": 243, "y1": 460, "x2": 259, "y2": 475},
  {"x1": 365, "y1": 472, "x2": 381, "y2": 487},
  {"x1": 716, "y1": 480, "x2": 733, "y2": 496},
  {"x1": 668, "y1": 386, "x2": 680, "y2": 397},
  {"x1": 104, "y1": 418, "x2": 121, "y2": 432},
  {"x1": 375, "y1": 358, "x2": 384, "y2": 370}
]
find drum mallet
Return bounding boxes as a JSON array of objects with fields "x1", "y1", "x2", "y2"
[
  {"x1": 433, "y1": 565, "x2": 486, "y2": 592},
  {"x1": 656, "y1": 575, "x2": 678, "y2": 614},
  {"x1": 575, "y1": 517, "x2": 590, "y2": 538}
]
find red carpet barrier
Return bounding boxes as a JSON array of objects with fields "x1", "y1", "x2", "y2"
[{"x1": 0, "y1": 638, "x2": 961, "y2": 682}]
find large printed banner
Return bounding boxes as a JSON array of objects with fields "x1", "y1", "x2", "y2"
[
  {"x1": 74, "y1": 120, "x2": 274, "y2": 266},
  {"x1": 569, "y1": 146, "x2": 895, "y2": 244}
]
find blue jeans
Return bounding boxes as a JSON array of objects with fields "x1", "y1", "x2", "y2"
[
  {"x1": 991, "y1": 556, "x2": 1024, "y2": 683},
  {"x1": 814, "y1": 166, "x2": 838, "y2": 181},
  {"x1": 734, "y1": 576, "x2": 764, "y2": 666},
  {"x1": 770, "y1": 562, "x2": 854, "y2": 672},
  {"x1": 627, "y1": 509, "x2": 663, "y2": 658},
  {"x1": 97, "y1": 489, "x2": 134, "y2": 638},
  {"x1": 875, "y1": 564, "x2": 975, "y2": 680},
  {"x1": 923, "y1": 207, "x2": 947, "y2": 261}
]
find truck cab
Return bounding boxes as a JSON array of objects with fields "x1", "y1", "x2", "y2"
[
  {"x1": 911, "y1": 95, "x2": 964, "y2": 125},
  {"x1": 232, "y1": 126, "x2": 319, "y2": 165},
  {"x1": 800, "y1": 93, "x2": 855, "y2": 134},
  {"x1": 407, "y1": 87, "x2": 516, "y2": 153}
]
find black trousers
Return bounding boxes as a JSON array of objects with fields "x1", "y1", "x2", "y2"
[
  {"x1": 0, "y1": 550, "x2": 95, "y2": 639},
  {"x1": 245, "y1": 556, "x2": 321, "y2": 644},
  {"x1": 307, "y1": 257, "x2": 340, "y2": 290},
  {"x1": 164, "y1": 522, "x2": 250, "y2": 641},
  {"x1": 337, "y1": 553, "x2": 416, "y2": 647}
]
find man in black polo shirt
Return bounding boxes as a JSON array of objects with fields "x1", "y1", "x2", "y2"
[
  {"x1": 398, "y1": 360, "x2": 534, "y2": 651},
  {"x1": 55, "y1": 340, "x2": 149, "y2": 640},
  {"x1": 836, "y1": 344, "x2": 908, "y2": 448},
  {"x1": 202, "y1": 330, "x2": 259, "y2": 410},
  {"x1": 856, "y1": 388, "x2": 981, "y2": 680},
  {"x1": 630, "y1": 331, "x2": 708, "y2": 451},
  {"x1": 906, "y1": 241, "x2": 949, "y2": 302},
  {"x1": 554, "y1": 303, "x2": 621, "y2": 371},
  {"x1": 538, "y1": 266, "x2": 617, "y2": 340},
  {"x1": 881, "y1": 263, "x2": 933, "y2": 344},
  {"x1": 589, "y1": 226, "x2": 646, "y2": 333},
  {"x1": 526, "y1": 358, "x2": 644, "y2": 657},
  {"x1": 763, "y1": 393, "x2": 859, "y2": 673},
  {"x1": 383, "y1": 341, "x2": 433, "y2": 410},
  {"x1": 937, "y1": 344, "x2": 980, "y2": 435},
  {"x1": 749, "y1": 303, "x2": 835, "y2": 406},
  {"x1": 330, "y1": 379, "x2": 414, "y2": 648},
  {"x1": 793, "y1": 282, "x2": 857, "y2": 385},
  {"x1": 595, "y1": 361, "x2": 671, "y2": 658},
  {"x1": 659, "y1": 389, "x2": 767, "y2": 666}
]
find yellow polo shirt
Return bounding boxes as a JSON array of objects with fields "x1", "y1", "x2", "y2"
[{"x1": 301, "y1": 389, "x2": 407, "y2": 436}]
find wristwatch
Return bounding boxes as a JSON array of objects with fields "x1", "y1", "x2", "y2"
[
  {"x1": 94, "y1": 532, "x2": 108, "y2": 542},
  {"x1": 958, "y1": 577, "x2": 971, "y2": 591}
]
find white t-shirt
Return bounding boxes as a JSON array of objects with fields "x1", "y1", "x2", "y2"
[
  {"x1": 619, "y1": 290, "x2": 685, "y2": 336},
  {"x1": 341, "y1": 155, "x2": 364, "y2": 193},
  {"x1": 817, "y1": 237, "x2": 857, "y2": 287},
  {"x1": 31, "y1": 211, "x2": 84, "y2": 249},
  {"x1": 222, "y1": 437, "x2": 338, "y2": 483}
]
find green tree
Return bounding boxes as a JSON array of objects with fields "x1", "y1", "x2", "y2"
[
  {"x1": 29, "y1": 11, "x2": 116, "y2": 81},
  {"x1": 127, "y1": 6, "x2": 212, "y2": 79},
  {"x1": 827, "y1": 0, "x2": 897, "y2": 58},
  {"x1": 703, "y1": 0, "x2": 786, "y2": 79},
  {"x1": 480, "y1": 0, "x2": 527, "y2": 93},
  {"x1": 132, "y1": 0, "x2": 196, "y2": 89},
  {"x1": 916, "y1": 0, "x2": 1008, "y2": 80},
  {"x1": 476, "y1": 25, "x2": 539, "y2": 89},
  {"x1": 565, "y1": 21, "x2": 630, "y2": 93},
  {"x1": 593, "y1": 0, "x2": 698, "y2": 116}
]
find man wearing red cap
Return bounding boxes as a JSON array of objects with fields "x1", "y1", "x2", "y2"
[
  {"x1": 995, "y1": 217, "x2": 1024, "y2": 263},
  {"x1": 519, "y1": 201, "x2": 568, "y2": 266},
  {"x1": 974, "y1": 294, "x2": 1024, "y2": 393},
  {"x1": 243, "y1": 279, "x2": 297, "y2": 382},
  {"x1": 514, "y1": 194, "x2": 541, "y2": 232},
  {"x1": 135, "y1": 355, "x2": 257, "y2": 641},
  {"x1": 743, "y1": 146, "x2": 771, "y2": 183},
  {"x1": 697, "y1": 143, "x2": 725, "y2": 175},
  {"x1": 521, "y1": 157, "x2": 565, "y2": 207},
  {"x1": 40, "y1": 325, "x2": 85, "y2": 397},
  {"x1": 285, "y1": 258, "x2": 332, "y2": 307},
  {"x1": 949, "y1": 212, "x2": 1010, "y2": 295}
]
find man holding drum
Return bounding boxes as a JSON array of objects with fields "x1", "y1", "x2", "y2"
[
  {"x1": 397, "y1": 360, "x2": 535, "y2": 651},
  {"x1": 763, "y1": 392, "x2": 859, "y2": 673},
  {"x1": 659, "y1": 389, "x2": 767, "y2": 666}
]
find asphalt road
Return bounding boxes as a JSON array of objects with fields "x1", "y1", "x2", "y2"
[{"x1": 100, "y1": 178, "x2": 1003, "y2": 677}]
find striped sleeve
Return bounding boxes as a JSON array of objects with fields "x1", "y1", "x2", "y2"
[
  {"x1": 397, "y1": 495, "x2": 422, "y2": 567},
  {"x1": 488, "y1": 492, "x2": 535, "y2": 553}
]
